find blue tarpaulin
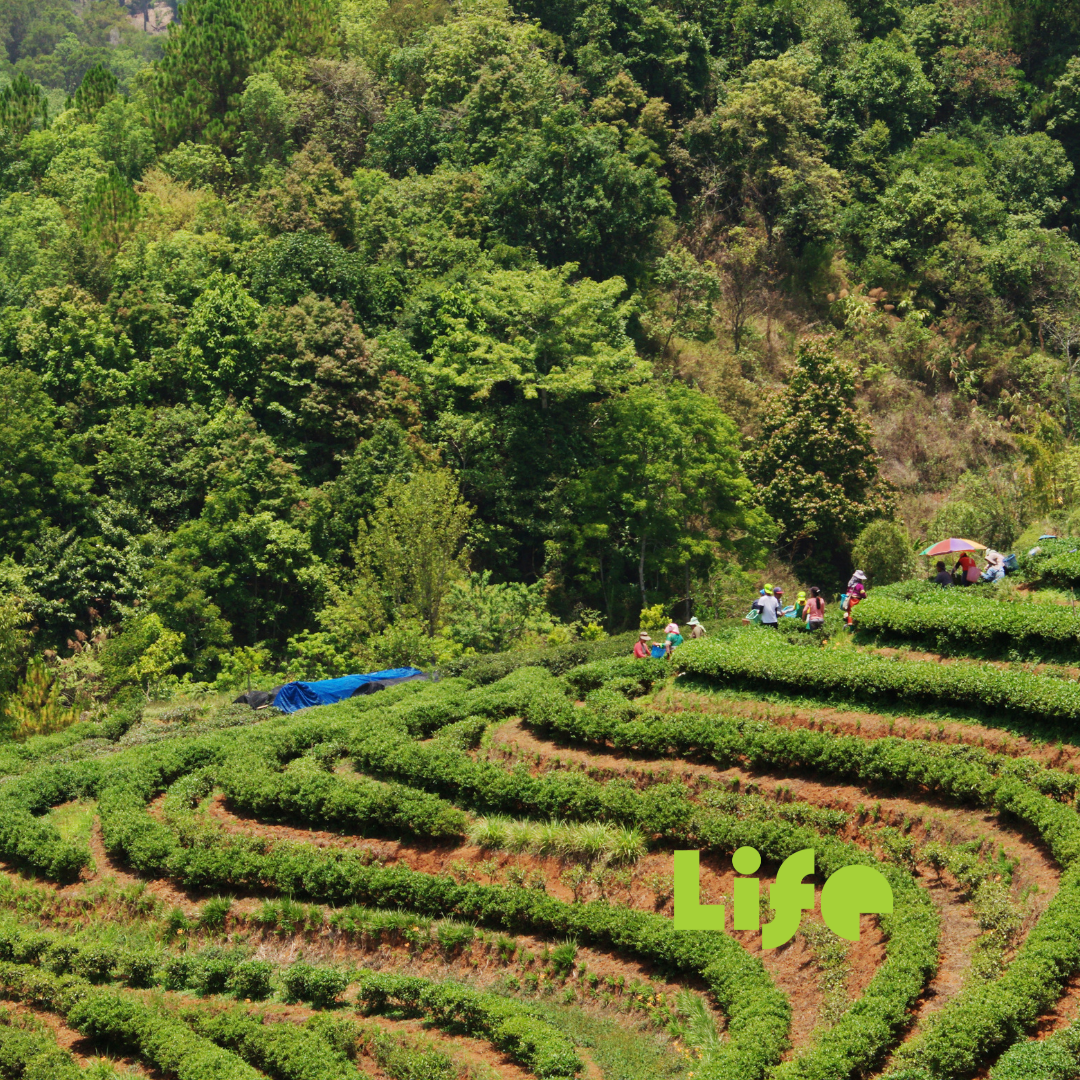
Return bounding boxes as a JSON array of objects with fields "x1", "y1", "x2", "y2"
[{"x1": 272, "y1": 668, "x2": 425, "y2": 713}]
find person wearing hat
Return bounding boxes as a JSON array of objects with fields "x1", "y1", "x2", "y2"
[
  {"x1": 845, "y1": 570, "x2": 867, "y2": 625},
  {"x1": 795, "y1": 591, "x2": 807, "y2": 621},
  {"x1": 633, "y1": 632, "x2": 652, "y2": 659},
  {"x1": 664, "y1": 621, "x2": 683, "y2": 657},
  {"x1": 757, "y1": 587, "x2": 784, "y2": 628},
  {"x1": 688, "y1": 616, "x2": 706, "y2": 640}
]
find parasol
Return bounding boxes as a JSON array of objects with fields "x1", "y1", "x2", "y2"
[{"x1": 919, "y1": 538, "x2": 987, "y2": 557}]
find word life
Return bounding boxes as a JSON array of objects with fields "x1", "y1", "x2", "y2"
[{"x1": 673, "y1": 848, "x2": 893, "y2": 948}]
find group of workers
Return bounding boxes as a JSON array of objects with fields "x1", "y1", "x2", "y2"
[
  {"x1": 751, "y1": 580, "x2": 836, "y2": 629},
  {"x1": 634, "y1": 617, "x2": 706, "y2": 658},
  {"x1": 635, "y1": 545, "x2": 1011, "y2": 651},
  {"x1": 632, "y1": 545, "x2": 1009, "y2": 654},
  {"x1": 934, "y1": 549, "x2": 1007, "y2": 586}
]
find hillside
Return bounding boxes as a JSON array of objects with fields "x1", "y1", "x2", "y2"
[
  {"x1": 4, "y1": 0, "x2": 1080, "y2": 701},
  {"x1": 0, "y1": 627, "x2": 1079, "y2": 1078}
]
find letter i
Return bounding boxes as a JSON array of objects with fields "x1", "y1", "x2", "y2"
[{"x1": 733, "y1": 846, "x2": 761, "y2": 931}]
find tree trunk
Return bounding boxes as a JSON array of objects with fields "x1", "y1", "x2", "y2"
[{"x1": 638, "y1": 534, "x2": 647, "y2": 607}]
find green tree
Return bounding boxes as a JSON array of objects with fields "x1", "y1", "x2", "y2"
[
  {"x1": 851, "y1": 519, "x2": 916, "y2": 587},
  {"x1": 102, "y1": 612, "x2": 185, "y2": 700},
  {"x1": 743, "y1": 339, "x2": 894, "y2": 569},
  {"x1": 0, "y1": 594, "x2": 30, "y2": 721},
  {"x1": 359, "y1": 467, "x2": 474, "y2": 636},
  {"x1": 80, "y1": 166, "x2": 140, "y2": 253},
  {"x1": 442, "y1": 571, "x2": 553, "y2": 653},
  {"x1": 67, "y1": 62, "x2": 118, "y2": 123},
  {"x1": 149, "y1": 420, "x2": 321, "y2": 652},
  {"x1": 0, "y1": 73, "x2": 48, "y2": 140},
  {"x1": 257, "y1": 295, "x2": 415, "y2": 477},
  {"x1": 830, "y1": 34, "x2": 936, "y2": 152},
  {"x1": 152, "y1": 0, "x2": 253, "y2": 150},
  {"x1": 179, "y1": 273, "x2": 263, "y2": 403},
  {"x1": 642, "y1": 246, "x2": 718, "y2": 359},
  {"x1": 682, "y1": 54, "x2": 844, "y2": 245},
  {"x1": 427, "y1": 264, "x2": 648, "y2": 404},
  {"x1": 366, "y1": 100, "x2": 450, "y2": 177},
  {"x1": 714, "y1": 226, "x2": 769, "y2": 352},
  {"x1": 487, "y1": 105, "x2": 674, "y2": 281},
  {"x1": 566, "y1": 383, "x2": 771, "y2": 615},
  {"x1": 10, "y1": 286, "x2": 140, "y2": 411},
  {"x1": 0, "y1": 367, "x2": 89, "y2": 561}
]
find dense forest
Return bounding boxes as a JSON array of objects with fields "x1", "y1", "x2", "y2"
[{"x1": 3, "y1": 0, "x2": 1080, "y2": 704}]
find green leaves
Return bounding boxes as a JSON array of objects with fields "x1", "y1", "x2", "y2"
[{"x1": 427, "y1": 263, "x2": 647, "y2": 401}]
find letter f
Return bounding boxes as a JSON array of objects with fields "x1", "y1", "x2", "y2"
[{"x1": 762, "y1": 849, "x2": 814, "y2": 948}]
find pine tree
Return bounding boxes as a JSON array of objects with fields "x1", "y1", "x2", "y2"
[
  {"x1": 153, "y1": 0, "x2": 253, "y2": 150},
  {"x1": 82, "y1": 166, "x2": 140, "y2": 252},
  {"x1": 0, "y1": 73, "x2": 48, "y2": 140},
  {"x1": 743, "y1": 338, "x2": 895, "y2": 570},
  {"x1": 67, "y1": 64, "x2": 119, "y2": 123},
  {"x1": 246, "y1": 0, "x2": 337, "y2": 60}
]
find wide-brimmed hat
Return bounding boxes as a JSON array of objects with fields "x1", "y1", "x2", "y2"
[
  {"x1": 665, "y1": 622, "x2": 680, "y2": 633},
  {"x1": 688, "y1": 617, "x2": 700, "y2": 626},
  {"x1": 853, "y1": 570, "x2": 867, "y2": 581},
  {"x1": 639, "y1": 631, "x2": 651, "y2": 640}
]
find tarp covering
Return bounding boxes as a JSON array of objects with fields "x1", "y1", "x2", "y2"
[{"x1": 272, "y1": 668, "x2": 425, "y2": 713}]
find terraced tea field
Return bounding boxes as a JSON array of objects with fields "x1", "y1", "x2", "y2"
[{"x1": 1, "y1": 627, "x2": 1080, "y2": 1080}]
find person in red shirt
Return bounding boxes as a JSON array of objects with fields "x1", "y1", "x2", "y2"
[
  {"x1": 633, "y1": 632, "x2": 652, "y2": 658},
  {"x1": 954, "y1": 553, "x2": 977, "y2": 585}
]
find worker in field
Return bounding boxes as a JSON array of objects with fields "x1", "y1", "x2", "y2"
[
  {"x1": 687, "y1": 616, "x2": 706, "y2": 639},
  {"x1": 633, "y1": 632, "x2": 652, "y2": 659},
  {"x1": 805, "y1": 587, "x2": 826, "y2": 631},
  {"x1": 933, "y1": 561, "x2": 953, "y2": 586},
  {"x1": 953, "y1": 551, "x2": 979, "y2": 585},
  {"x1": 844, "y1": 570, "x2": 867, "y2": 625},
  {"x1": 756, "y1": 587, "x2": 784, "y2": 629},
  {"x1": 983, "y1": 549, "x2": 1006, "y2": 582}
]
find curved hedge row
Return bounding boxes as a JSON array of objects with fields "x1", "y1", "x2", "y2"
[
  {"x1": 219, "y1": 751, "x2": 468, "y2": 840},
  {"x1": 855, "y1": 582, "x2": 1080, "y2": 656},
  {"x1": 355, "y1": 972, "x2": 582, "y2": 1078},
  {"x1": 115, "y1": 722, "x2": 942, "y2": 1080},
  {"x1": 676, "y1": 634, "x2": 1080, "y2": 729},
  {"x1": 97, "y1": 783, "x2": 791, "y2": 1080},
  {"x1": 0, "y1": 962, "x2": 261, "y2": 1080},
  {"x1": 529, "y1": 676, "x2": 1080, "y2": 1078},
  {"x1": 988, "y1": 1020, "x2": 1080, "y2": 1079}
]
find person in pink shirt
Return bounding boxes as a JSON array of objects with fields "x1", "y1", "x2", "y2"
[{"x1": 633, "y1": 632, "x2": 652, "y2": 659}]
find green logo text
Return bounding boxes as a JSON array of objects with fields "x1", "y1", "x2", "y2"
[{"x1": 673, "y1": 848, "x2": 893, "y2": 947}]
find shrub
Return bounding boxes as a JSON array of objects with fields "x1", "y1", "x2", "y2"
[
  {"x1": 282, "y1": 962, "x2": 349, "y2": 1008},
  {"x1": 852, "y1": 520, "x2": 917, "y2": 587}
]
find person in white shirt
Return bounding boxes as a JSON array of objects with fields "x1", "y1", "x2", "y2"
[{"x1": 756, "y1": 587, "x2": 784, "y2": 627}]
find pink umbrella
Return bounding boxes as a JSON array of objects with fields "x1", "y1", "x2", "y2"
[{"x1": 919, "y1": 538, "x2": 986, "y2": 557}]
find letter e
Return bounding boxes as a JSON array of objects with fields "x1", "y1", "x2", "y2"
[
  {"x1": 673, "y1": 851, "x2": 724, "y2": 931},
  {"x1": 821, "y1": 865, "x2": 893, "y2": 941}
]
